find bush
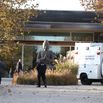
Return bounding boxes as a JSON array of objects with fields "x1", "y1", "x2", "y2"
[
  {"x1": 47, "y1": 72, "x2": 77, "y2": 85},
  {"x1": 17, "y1": 77, "x2": 36, "y2": 85},
  {"x1": 15, "y1": 61, "x2": 78, "y2": 85},
  {"x1": 55, "y1": 60, "x2": 78, "y2": 75}
]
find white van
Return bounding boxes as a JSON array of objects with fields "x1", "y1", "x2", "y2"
[{"x1": 74, "y1": 43, "x2": 103, "y2": 85}]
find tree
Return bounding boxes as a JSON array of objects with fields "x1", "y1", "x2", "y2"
[
  {"x1": 80, "y1": 0, "x2": 103, "y2": 22},
  {"x1": 0, "y1": 0, "x2": 38, "y2": 62},
  {"x1": 80, "y1": 0, "x2": 103, "y2": 11},
  {"x1": 0, "y1": 0, "x2": 36, "y2": 56}
]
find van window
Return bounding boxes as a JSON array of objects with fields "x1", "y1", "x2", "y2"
[
  {"x1": 86, "y1": 47, "x2": 89, "y2": 50},
  {"x1": 98, "y1": 47, "x2": 100, "y2": 50}
]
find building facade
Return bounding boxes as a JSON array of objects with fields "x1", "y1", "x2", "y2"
[{"x1": 17, "y1": 10, "x2": 103, "y2": 69}]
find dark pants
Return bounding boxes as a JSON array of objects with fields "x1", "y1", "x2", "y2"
[{"x1": 37, "y1": 63, "x2": 47, "y2": 87}]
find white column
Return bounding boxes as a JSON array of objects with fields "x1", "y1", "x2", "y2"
[
  {"x1": 70, "y1": 32, "x2": 72, "y2": 51},
  {"x1": 70, "y1": 32, "x2": 72, "y2": 41},
  {"x1": 22, "y1": 44, "x2": 24, "y2": 70}
]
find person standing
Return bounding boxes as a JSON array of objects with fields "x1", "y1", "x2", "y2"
[
  {"x1": 15, "y1": 59, "x2": 23, "y2": 74},
  {"x1": 36, "y1": 40, "x2": 55, "y2": 88}
]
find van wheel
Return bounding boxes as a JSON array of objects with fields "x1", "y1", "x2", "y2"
[
  {"x1": 100, "y1": 80, "x2": 103, "y2": 85},
  {"x1": 80, "y1": 74, "x2": 92, "y2": 85}
]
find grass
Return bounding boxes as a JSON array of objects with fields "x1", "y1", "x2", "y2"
[{"x1": 15, "y1": 61, "x2": 78, "y2": 85}]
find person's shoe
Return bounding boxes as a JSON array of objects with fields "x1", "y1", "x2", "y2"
[{"x1": 44, "y1": 85, "x2": 47, "y2": 88}]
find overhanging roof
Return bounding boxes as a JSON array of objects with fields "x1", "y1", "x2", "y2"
[
  {"x1": 14, "y1": 40, "x2": 75, "y2": 47},
  {"x1": 0, "y1": 40, "x2": 75, "y2": 46},
  {"x1": 30, "y1": 10, "x2": 98, "y2": 23},
  {"x1": 24, "y1": 10, "x2": 103, "y2": 34},
  {"x1": 25, "y1": 21, "x2": 103, "y2": 33}
]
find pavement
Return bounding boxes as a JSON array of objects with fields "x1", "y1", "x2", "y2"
[
  {"x1": 1, "y1": 78, "x2": 12, "y2": 85},
  {"x1": 0, "y1": 78, "x2": 103, "y2": 103}
]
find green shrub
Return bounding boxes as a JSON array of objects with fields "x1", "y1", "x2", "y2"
[{"x1": 56, "y1": 61, "x2": 78, "y2": 75}]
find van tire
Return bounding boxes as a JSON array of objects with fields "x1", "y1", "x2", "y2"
[
  {"x1": 100, "y1": 80, "x2": 103, "y2": 85},
  {"x1": 80, "y1": 74, "x2": 92, "y2": 85}
]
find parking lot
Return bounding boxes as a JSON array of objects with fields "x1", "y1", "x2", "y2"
[{"x1": 0, "y1": 78, "x2": 103, "y2": 103}]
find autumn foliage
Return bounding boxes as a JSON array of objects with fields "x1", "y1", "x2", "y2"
[{"x1": 0, "y1": 0, "x2": 37, "y2": 61}]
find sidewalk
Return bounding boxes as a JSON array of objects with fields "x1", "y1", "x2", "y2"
[
  {"x1": 0, "y1": 84, "x2": 103, "y2": 103},
  {"x1": 1, "y1": 78, "x2": 12, "y2": 85},
  {"x1": 1, "y1": 78, "x2": 103, "y2": 103}
]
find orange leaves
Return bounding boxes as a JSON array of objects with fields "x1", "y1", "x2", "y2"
[
  {"x1": 80, "y1": 0, "x2": 103, "y2": 11},
  {"x1": 0, "y1": 0, "x2": 37, "y2": 60}
]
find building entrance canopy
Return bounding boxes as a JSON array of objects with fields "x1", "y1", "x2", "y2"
[
  {"x1": 17, "y1": 10, "x2": 103, "y2": 47},
  {"x1": 7, "y1": 10, "x2": 103, "y2": 69},
  {"x1": 25, "y1": 22, "x2": 103, "y2": 33}
]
